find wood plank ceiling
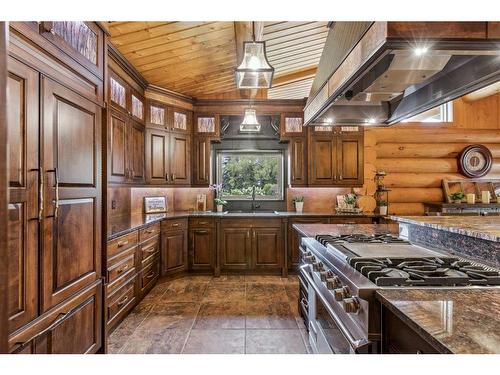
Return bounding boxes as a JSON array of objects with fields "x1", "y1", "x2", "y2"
[{"x1": 105, "y1": 21, "x2": 329, "y2": 99}]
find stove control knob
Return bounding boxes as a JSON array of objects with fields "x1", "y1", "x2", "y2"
[
  {"x1": 343, "y1": 297, "x2": 360, "y2": 314},
  {"x1": 304, "y1": 255, "x2": 315, "y2": 264},
  {"x1": 325, "y1": 276, "x2": 341, "y2": 289},
  {"x1": 319, "y1": 271, "x2": 331, "y2": 282},
  {"x1": 333, "y1": 286, "x2": 350, "y2": 301},
  {"x1": 313, "y1": 261, "x2": 324, "y2": 272}
]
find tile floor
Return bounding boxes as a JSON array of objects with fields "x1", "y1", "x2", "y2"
[{"x1": 108, "y1": 274, "x2": 311, "y2": 354}]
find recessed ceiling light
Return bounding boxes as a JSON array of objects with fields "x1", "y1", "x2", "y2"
[{"x1": 414, "y1": 47, "x2": 428, "y2": 56}]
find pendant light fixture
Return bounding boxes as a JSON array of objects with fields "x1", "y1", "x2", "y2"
[
  {"x1": 235, "y1": 22, "x2": 274, "y2": 89},
  {"x1": 240, "y1": 107, "x2": 261, "y2": 132}
]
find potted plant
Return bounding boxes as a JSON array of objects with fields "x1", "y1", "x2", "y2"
[
  {"x1": 344, "y1": 194, "x2": 357, "y2": 209},
  {"x1": 450, "y1": 192, "x2": 465, "y2": 204},
  {"x1": 214, "y1": 198, "x2": 228, "y2": 212},
  {"x1": 292, "y1": 196, "x2": 304, "y2": 213},
  {"x1": 376, "y1": 200, "x2": 388, "y2": 215}
]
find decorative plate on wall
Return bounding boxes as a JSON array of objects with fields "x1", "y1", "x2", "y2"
[{"x1": 458, "y1": 145, "x2": 493, "y2": 178}]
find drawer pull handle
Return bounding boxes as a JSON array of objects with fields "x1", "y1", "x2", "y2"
[
  {"x1": 117, "y1": 240, "x2": 129, "y2": 248},
  {"x1": 117, "y1": 295, "x2": 129, "y2": 307},
  {"x1": 145, "y1": 270, "x2": 156, "y2": 279},
  {"x1": 143, "y1": 246, "x2": 156, "y2": 254},
  {"x1": 172, "y1": 223, "x2": 179, "y2": 227},
  {"x1": 145, "y1": 229, "x2": 154, "y2": 234},
  {"x1": 117, "y1": 264, "x2": 129, "y2": 274},
  {"x1": 198, "y1": 221, "x2": 208, "y2": 225},
  {"x1": 195, "y1": 230, "x2": 208, "y2": 234}
]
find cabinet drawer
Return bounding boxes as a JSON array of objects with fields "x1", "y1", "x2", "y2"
[
  {"x1": 107, "y1": 231, "x2": 139, "y2": 258},
  {"x1": 139, "y1": 223, "x2": 160, "y2": 242},
  {"x1": 107, "y1": 276, "x2": 136, "y2": 330},
  {"x1": 140, "y1": 236, "x2": 160, "y2": 265},
  {"x1": 189, "y1": 217, "x2": 215, "y2": 228},
  {"x1": 161, "y1": 218, "x2": 188, "y2": 232},
  {"x1": 140, "y1": 258, "x2": 160, "y2": 294},
  {"x1": 107, "y1": 248, "x2": 136, "y2": 288}
]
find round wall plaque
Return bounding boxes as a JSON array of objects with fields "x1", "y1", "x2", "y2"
[{"x1": 458, "y1": 144, "x2": 492, "y2": 178}]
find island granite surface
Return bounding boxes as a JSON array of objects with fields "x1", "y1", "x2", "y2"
[
  {"x1": 391, "y1": 216, "x2": 500, "y2": 242},
  {"x1": 376, "y1": 288, "x2": 500, "y2": 354}
]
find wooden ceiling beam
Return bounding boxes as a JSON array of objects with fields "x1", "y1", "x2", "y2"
[{"x1": 272, "y1": 66, "x2": 317, "y2": 87}]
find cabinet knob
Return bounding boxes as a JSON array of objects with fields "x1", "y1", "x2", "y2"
[{"x1": 165, "y1": 173, "x2": 169, "y2": 181}]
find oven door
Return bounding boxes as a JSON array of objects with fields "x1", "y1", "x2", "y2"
[{"x1": 300, "y1": 266, "x2": 370, "y2": 354}]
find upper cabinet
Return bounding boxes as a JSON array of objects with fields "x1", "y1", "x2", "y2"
[
  {"x1": 39, "y1": 21, "x2": 105, "y2": 79},
  {"x1": 170, "y1": 108, "x2": 192, "y2": 133},
  {"x1": 109, "y1": 69, "x2": 145, "y2": 124},
  {"x1": 281, "y1": 113, "x2": 305, "y2": 138},
  {"x1": 308, "y1": 126, "x2": 364, "y2": 187},
  {"x1": 194, "y1": 114, "x2": 220, "y2": 137}
]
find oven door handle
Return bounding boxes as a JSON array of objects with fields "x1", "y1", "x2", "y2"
[{"x1": 299, "y1": 265, "x2": 370, "y2": 351}]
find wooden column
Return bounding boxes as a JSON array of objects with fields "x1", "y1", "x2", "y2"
[{"x1": 0, "y1": 21, "x2": 8, "y2": 353}]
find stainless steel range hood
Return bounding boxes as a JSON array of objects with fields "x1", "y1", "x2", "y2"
[{"x1": 304, "y1": 22, "x2": 500, "y2": 126}]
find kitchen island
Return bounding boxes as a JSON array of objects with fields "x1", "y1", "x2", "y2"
[{"x1": 392, "y1": 216, "x2": 500, "y2": 267}]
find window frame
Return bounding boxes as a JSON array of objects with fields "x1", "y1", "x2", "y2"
[{"x1": 216, "y1": 150, "x2": 285, "y2": 201}]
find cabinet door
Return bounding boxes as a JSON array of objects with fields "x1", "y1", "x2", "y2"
[
  {"x1": 289, "y1": 137, "x2": 307, "y2": 186},
  {"x1": 145, "y1": 128, "x2": 169, "y2": 184},
  {"x1": 308, "y1": 135, "x2": 337, "y2": 186},
  {"x1": 170, "y1": 108, "x2": 191, "y2": 133},
  {"x1": 189, "y1": 228, "x2": 215, "y2": 270},
  {"x1": 336, "y1": 132, "x2": 364, "y2": 186},
  {"x1": 161, "y1": 230, "x2": 187, "y2": 275},
  {"x1": 170, "y1": 133, "x2": 190, "y2": 185},
  {"x1": 251, "y1": 227, "x2": 283, "y2": 270},
  {"x1": 7, "y1": 57, "x2": 39, "y2": 333},
  {"x1": 194, "y1": 114, "x2": 219, "y2": 137},
  {"x1": 108, "y1": 109, "x2": 128, "y2": 183},
  {"x1": 41, "y1": 77, "x2": 102, "y2": 312},
  {"x1": 193, "y1": 136, "x2": 211, "y2": 186},
  {"x1": 10, "y1": 281, "x2": 102, "y2": 354},
  {"x1": 128, "y1": 120, "x2": 145, "y2": 183},
  {"x1": 220, "y1": 227, "x2": 251, "y2": 270}
]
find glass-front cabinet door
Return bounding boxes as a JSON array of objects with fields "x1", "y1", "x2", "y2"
[
  {"x1": 280, "y1": 113, "x2": 304, "y2": 138},
  {"x1": 171, "y1": 108, "x2": 191, "y2": 133},
  {"x1": 195, "y1": 114, "x2": 219, "y2": 137}
]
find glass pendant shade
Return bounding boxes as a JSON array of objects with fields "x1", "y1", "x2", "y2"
[
  {"x1": 240, "y1": 108, "x2": 261, "y2": 132},
  {"x1": 235, "y1": 41, "x2": 274, "y2": 89}
]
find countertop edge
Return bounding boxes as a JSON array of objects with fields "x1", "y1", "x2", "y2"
[
  {"x1": 390, "y1": 215, "x2": 500, "y2": 242},
  {"x1": 375, "y1": 291, "x2": 452, "y2": 354}
]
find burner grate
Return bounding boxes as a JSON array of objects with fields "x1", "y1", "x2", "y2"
[{"x1": 315, "y1": 234, "x2": 409, "y2": 246}]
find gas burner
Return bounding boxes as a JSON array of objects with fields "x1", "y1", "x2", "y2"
[
  {"x1": 315, "y1": 234, "x2": 409, "y2": 246},
  {"x1": 349, "y1": 257, "x2": 500, "y2": 286}
]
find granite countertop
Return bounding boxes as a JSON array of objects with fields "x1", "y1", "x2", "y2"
[
  {"x1": 391, "y1": 216, "x2": 500, "y2": 242},
  {"x1": 292, "y1": 223, "x2": 399, "y2": 238},
  {"x1": 108, "y1": 211, "x2": 384, "y2": 240},
  {"x1": 376, "y1": 288, "x2": 500, "y2": 354}
]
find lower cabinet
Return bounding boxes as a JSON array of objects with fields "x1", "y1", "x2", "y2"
[
  {"x1": 161, "y1": 219, "x2": 188, "y2": 276},
  {"x1": 288, "y1": 217, "x2": 330, "y2": 269},
  {"x1": 105, "y1": 223, "x2": 160, "y2": 333},
  {"x1": 219, "y1": 219, "x2": 284, "y2": 273},
  {"x1": 10, "y1": 280, "x2": 102, "y2": 354},
  {"x1": 189, "y1": 222, "x2": 216, "y2": 271}
]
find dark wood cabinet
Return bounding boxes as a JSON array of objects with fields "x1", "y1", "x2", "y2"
[
  {"x1": 145, "y1": 128, "x2": 191, "y2": 185},
  {"x1": 170, "y1": 107, "x2": 192, "y2": 134},
  {"x1": 308, "y1": 127, "x2": 364, "y2": 186},
  {"x1": 251, "y1": 227, "x2": 282, "y2": 270},
  {"x1": 219, "y1": 219, "x2": 284, "y2": 273},
  {"x1": 289, "y1": 137, "x2": 307, "y2": 186},
  {"x1": 220, "y1": 227, "x2": 252, "y2": 271},
  {"x1": 193, "y1": 136, "x2": 211, "y2": 186},
  {"x1": 287, "y1": 217, "x2": 330, "y2": 269},
  {"x1": 145, "y1": 128, "x2": 170, "y2": 184},
  {"x1": 170, "y1": 133, "x2": 191, "y2": 185},
  {"x1": 7, "y1": 57, "x2": 39, "y2": 333},
  {"x1": 41, "y1": 77, "x2": 102, "y2": 312},
  {"x1": 10, "y1": 280, "x2": 102, "y2": 354},
  {"x1": 161, "y1": 219, "x2": 188, "y2": 276},
  {"x1": 108, "y1": 109, "x2": 145, "y2": 184},
  {"x1": 189, "y1": 223, "x2": 215, "y2": 271},
  {"x1": 336, "y1": 132, "x2": 364, "y2": 186}
]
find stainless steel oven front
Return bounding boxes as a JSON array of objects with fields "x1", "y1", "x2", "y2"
[{"x1": 300, "y1": 265, "x2": 372, "y2": 354}]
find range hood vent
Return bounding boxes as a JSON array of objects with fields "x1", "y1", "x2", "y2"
[{"x1": 304, "y1": 22, "x2": 500, "y2": 126}]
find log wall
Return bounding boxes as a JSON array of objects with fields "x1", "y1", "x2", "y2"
[{"x1": 364, "y1": 93, "x2": 500, "y2": 215}]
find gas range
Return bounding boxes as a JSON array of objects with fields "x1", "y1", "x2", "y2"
[{"x1": 298, "y1": 232, "x2": 500, "y2": 354}]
